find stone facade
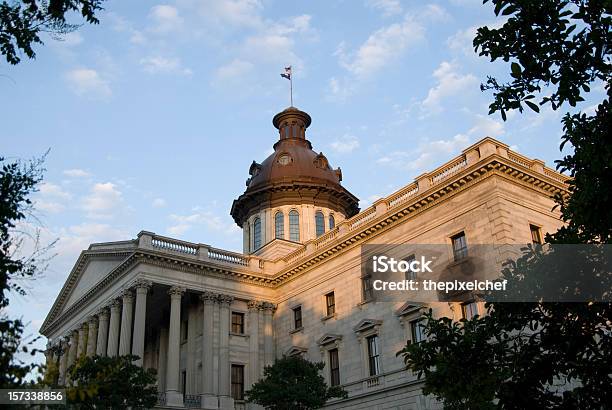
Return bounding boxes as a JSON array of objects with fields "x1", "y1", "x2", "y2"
[{"x1": 41, "y1": 113, "x2": 568, "y2": 410}]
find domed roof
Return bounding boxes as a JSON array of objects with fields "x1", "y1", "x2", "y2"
[{"x1": 231, "y1": 107, "x2": 359, "y2": 226}]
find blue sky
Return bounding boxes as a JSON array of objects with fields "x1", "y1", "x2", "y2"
[{"x1": 1, "y1": 0, "x2": 603, "y2": 368}]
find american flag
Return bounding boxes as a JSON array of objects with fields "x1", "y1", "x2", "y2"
[{"x1": 280, "y1": 66, "x2": 291, "y2": 80}]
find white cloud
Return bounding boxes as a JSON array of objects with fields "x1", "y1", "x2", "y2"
[
  {"x1": 149, "y1": 5, "x2": 183, "y2": 33},
  {"x1": 139, "y1": 56, "x2": 193, "y2": 76},
  {"x1": 63, "y1": 168, "x2": 91, "y2": 178},
  {"x1": 197, "y1": 0, "x2": 264, "y2": 29},
  {"x1": 152, "y1": 198, "x2": 167, "y2": 208},
  {"x1": 421, "y1": 61, "x2": 478, "y2": 114},
  {"x1": 376, "y1": 134, "x2": 470, "y2": 172},
  {"x1": 213, "y1": 59, "x2": 254, "y2": 84},
  {"x1": 330, "y1": 134, "x2": 360, "y2": 154},
  {"x1": 39, "y1": 183, "x2": 71, "y2": 200},
  {"x1": 81, "y1": 182, "x2": 123, "y2": 218},
  {"x1": 366, "y1": 0, "x2": 403, "y2": 16},
  {"x1": 65, "y1": 68, "x2": 111, "y2": 99},
  {"x1": 338, "y1": 16, "x2": 425, "y2": 78},
  {"x1": 35, "y1": 183, "x2": 72, "y2": 214},
  {"x1": 167, "y1": 210, "x2": 239, "y2": 237},
  {"x1": 468, "y1": 114, "x2": 505, "y2": 137},
  {"x1": 58, "y1": 32, "x2": 83, "y2": 47},
  {"x1": 447, "y1": 25, "x2": 478, "y2": 56}
]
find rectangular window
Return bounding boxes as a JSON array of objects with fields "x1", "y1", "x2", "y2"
[
  {"x1": 404, "y1": 254, "x2": 416, "y2": 281},
  {"x1": 293, "y1": 306, "x2": 303, "y2": 329},
  {"x1": 410, "y1": 319, "x2": 425, "y2": 344},
  {"x1": 231, "y1": 312, "x2": 245, "y2": 334},
  {"x1": 461, "y1": 301, "x2": 479, "y2": 320},
  {"x1": 329, "y1": 348, "x2": 340, "y2": 386},
  {"x1": 325, "y1": 292, "x2": 335, "y2": 316},
  {"x1": 231, "y1": 364, "x2": 245, "y2": 401},
  {"x1": 289, "y1": 211, "x2": 300, "y2": 242},
  {"x1": 451, "y1": 231, "x2": 468, "y2": 261},
  {"x1": 366, "y1": 335, "x2": 381, "y2": 376},
  {"x1": 362, "y1": 275, "x2": 373, "y2": 301},
  {"x1": 530, "y1": 224, "x2": 542, "y2": 244}
]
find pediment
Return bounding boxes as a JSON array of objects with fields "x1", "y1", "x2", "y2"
[
  {"x1": 353, "y1": 318, "x2": 383, "y2": 334},
  {"x1": 395, "y1": 302, "x2": 425, "y2": 317},
  {"x1": 285, "y1": 345, "x2": 308, "y2": 357},
  {"x1": 317, "y1": 333, "x2": 343, "y2": 346}
]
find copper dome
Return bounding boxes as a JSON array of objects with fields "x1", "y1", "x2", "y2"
[{"x1": 231, "y1": 107, "x2": 359, "y2": 227}]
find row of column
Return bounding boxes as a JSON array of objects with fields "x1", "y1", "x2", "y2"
[{"x1": 49, "y1": 279, "x2": 152, "y2": 385}]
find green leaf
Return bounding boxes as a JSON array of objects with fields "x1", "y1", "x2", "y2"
[
  {"x1": 525, "y1": 100, "x2": 540, "y2": 112},
  {"x1": 511, "y1": 62, "x2": 521, "y2": 78}
]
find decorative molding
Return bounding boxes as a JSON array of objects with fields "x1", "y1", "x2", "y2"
[
  {"x1": 317, "y1": 333, "x2": 343, "y2": 347},
  {"x1": 285, "y1": 345, "x2": 308, "y2": 356},
  {"x1": 217, "y1": 294, "x2": 234, "y2": 305},
  {"x1": 168, "y1": 286, "x2": 186, "y2": 297},
  {"x1": 353, "y1": 319, "x2": 383, "y2": 334},
  {"x1": 200, "y1": 291, "x2": 217, "y2": 304}
]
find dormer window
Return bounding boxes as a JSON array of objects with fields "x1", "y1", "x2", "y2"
[{"x1": 277, "y1": 153, "x2": 293, "y2": 165}]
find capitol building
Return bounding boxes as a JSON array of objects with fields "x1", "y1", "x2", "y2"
[{"x1": 41, "y1": 106, "x2": 568, "y2": 409}]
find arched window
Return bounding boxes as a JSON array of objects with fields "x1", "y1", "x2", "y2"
[
  {"x1": 315, "y1": 211, "x2": 325, "y2": 237},
  {"x1": 289, "y1": 210, "x2": 300, "y2": 242},
  {"x1": 253, "y1": 217, "x2": 262, "y2": 250},
  {"x1": 329, "y1": 214, "x2": 335, "y2": 230},
  {"x1": 275, "y1": 211, "x2": 284, "y2": 239}
]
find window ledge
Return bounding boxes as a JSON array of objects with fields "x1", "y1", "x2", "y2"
[
  {"x1": 230, "y1": 332, "x2": 248, "y2": 338},
  {"x1": 289, "y1": 326, "x2": 304, "y2": 334},
  {"x1": 357, "y1": 299, "x2": 373, "y2": 308},
  {"x1": 321, "y1": 313, "x2": 337, "y2": 322}
]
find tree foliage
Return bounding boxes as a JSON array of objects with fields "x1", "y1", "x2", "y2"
[
  {"x1": 398, "y1": 1, "x2": 611, "y2": 408},
  {"x1": 0, "y1": 156, "x2": 46, "y2": 388},
  {"x1": 246, "y1": 355, "x2": 348, "y2": 410},
  {"x1": 0, "y1": 0, "x2": 105, "y2": 65},
  {"x1": 65, "y1": 355, "x2": 157, "y2": 409}
]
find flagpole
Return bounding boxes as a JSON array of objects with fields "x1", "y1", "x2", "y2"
[{"x1": 290, "y1": 74, "x2": 293, "y2": 107}]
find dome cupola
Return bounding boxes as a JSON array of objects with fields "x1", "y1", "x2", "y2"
[{"x1": 231, "y1": 107, "x2": 359, "y2": 254}]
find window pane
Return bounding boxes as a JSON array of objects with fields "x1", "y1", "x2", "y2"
[
  {"x1": 275, "y1": 212, "x2": 284, "y2": 239},
  {"x1": 462, "y1": 302, "x2": 478, "y2": 320},
  {"x1": 253, "y1": 217, "x2": 262, "y2": 250},
  {"x1": 367, "y1": 335, "x2": 380, "y2": 376},
  {"x1": 231, "y1": 365, "x2": 244, "y2": 400},
  {"x1": 403, "y1": 254, "x2": 416, "y2": 281},
  {"x1": 451, "y1": 232, "x2": 468, "y2": 261},
  {"x1": 289, "y1": 210, "x2": 300, "y2": 242},
  {"x1": 315, "y1": 211, "x2": 325, "y2": 237},
  {"x1": 293, "y1": 306, "x2": 302, "y2": 329},
  {"x1": 231, "y1": 312, "x2": 244, "y2": 334},
  {"x1": 411, "y1": 319, "x2": 425, "y2": 343},
  {"x1": 329, "y1": 214, "x2": 335, "y2": 229},
  {"x1": 326, "y1": 292, "x2": 335, "y2": 316},
  {"x1": 530, "y1": 224, "x2": 542, "y2": 244},
  {"x1": 329, "y1": 348, "x2": 340, "y2": 386}
]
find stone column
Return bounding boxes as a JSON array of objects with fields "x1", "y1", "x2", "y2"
[
  {"x1": 107, "y1": 299, "x2": 122, "y2": 357},
  {"x1": 96, "y1": 309, "x2": 109, "y2": 356},
  {"x1": 262, "y1": 302, "x2": 275, "y2": 368},
  {"x1": 119, "y1": 289, "x2": 134, "y2": 356},
  {"x1": 66, "y1": 331, "x2": 78, "y2": 384},
  {"x1": 247, "y1": 301, "x2": 260, "y2": 388},
  {"x1": 131, "y1": 280, "x2": 152, "y2": 366},
  {"x1": 165, "y1": 286, "x2": 185, "y2": 407},
  {"x1": 77, "y1": 324, "x2": 87, "y2": 358},
  {"x1": 58, "y1": 339, "x2": 68, "y2": 385},
  {"x1": 218, "y1": 294, "x2": 234, "y2": 410},
  {"x1": 86, "y1": 317, "x2": 98, "y2": 356},
  {"x1": 158, "y1": 327, "x2": 169, "y2": 393},
  {"x1": 200, "y1": 291, "x2": 217, "y2": 408}
]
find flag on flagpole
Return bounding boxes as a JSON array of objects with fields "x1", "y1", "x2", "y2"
[{"x1": 280, "y1": 66, "x2": 292, "y2": 80}]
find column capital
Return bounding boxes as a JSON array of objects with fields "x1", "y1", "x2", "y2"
[
  {"x1": 96, "y1": 307, "x2": 110, "y2": 319},
  {"x1": 120, "y1": 288, "x2": 134, "y2": 301},
  {"x1": 261, "y1": 302, "x2": 277, "y2": 313},
  {"x1": 107, "y1": 299, "x2": 122, "y2": 310},
  {"x1": 87, "y1": 316, "x2": 98, "y2": 326},
  {"x1": 199, "y1": 290, "x2": 217, "y2": 304},
  {"x1": 247, "y1": 300, "x2": 263, "y2": 311},
  {"x1": 133, "y1": 279, "x2": 153, "y2": 292},
  {"x1": 217, "y1": 294, "x2": 234, "y2": 305},
  {"x1": 168, "y1": 286, "x2": 186, "y2": 298}
]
